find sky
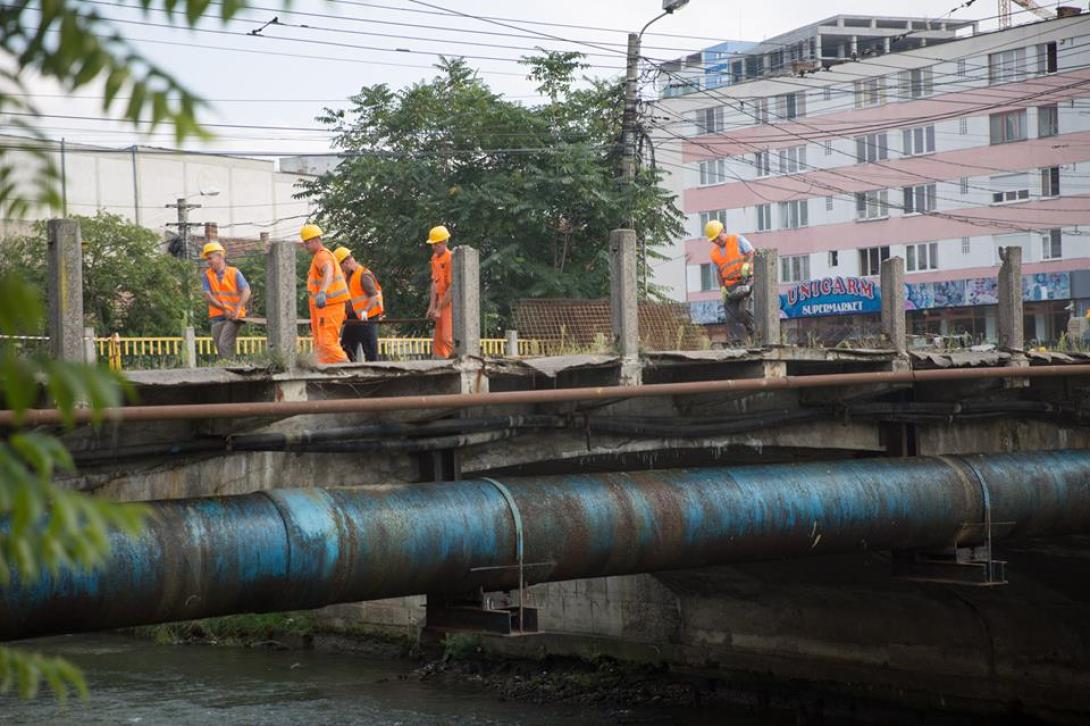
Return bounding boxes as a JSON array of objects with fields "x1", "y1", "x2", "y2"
[{"x1": 12, "y1": 0, "x2": 1042, "y2": 156}]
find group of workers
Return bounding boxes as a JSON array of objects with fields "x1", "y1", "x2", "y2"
[{"x1": 199, "y1": 223, "x2": 456, "y2": 364}]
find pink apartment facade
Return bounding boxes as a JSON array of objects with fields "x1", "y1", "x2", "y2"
[{"x1": 651, "y1": 13, "x2": 1090, "y2": 343}]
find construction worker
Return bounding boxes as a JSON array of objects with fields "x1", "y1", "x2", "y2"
[
  {"x1": 425, "y1": 225, "x2": 454, "y2": 359},
  {"x1": 706, "y1": 220, "x2": 755, "y2": 343},
  {"x1": 200, "y1": 241, "x2": 251, "y2": 359},
  {"x1": 333, "y1": 246, "x2": 384, "y2": 362},
  {"x1": 299, "y1": 224, "x2": 350, "y2": 364}
]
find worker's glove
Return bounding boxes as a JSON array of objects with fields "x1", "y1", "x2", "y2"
[{"x1": 315, "y1": 291, "x2": 327, "y2": 309}]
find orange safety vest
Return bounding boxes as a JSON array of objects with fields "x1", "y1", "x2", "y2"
[
  {"x1": 348, "y1": 266, "x2": 384, "y2": 320},
  {"x1": 307, "y1": 247, "x2": 350, "y2": 306},
  {"x1": 710, "y1": 235, "x2": 745, "y2": 287},
  {"x1": 431, "y1": 248, "x2": 452, "y2": 302},
  {"x1": 205, "y1": 266, "x2": 247, "y2": 319}
]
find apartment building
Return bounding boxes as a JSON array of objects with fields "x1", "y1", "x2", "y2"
[{"x1": 650, "y1": 13, "x2": 1090, "y2": 343}]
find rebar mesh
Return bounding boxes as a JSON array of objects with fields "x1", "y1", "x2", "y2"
[{"x1": 513, "y1": 299, "x2": 710, "y2": 354}]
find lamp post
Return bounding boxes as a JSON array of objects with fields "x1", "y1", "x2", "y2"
[
  {"x1": 622, "y1": 0, "x2": 689, "y2": 294},
  {"x1": 166, "y1": 189, "x2": 220, "y2": 261}
]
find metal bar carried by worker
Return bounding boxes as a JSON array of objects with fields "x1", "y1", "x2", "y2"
[{"x1": 3, "y1": 450, "x2": 1090, "y2": 641}]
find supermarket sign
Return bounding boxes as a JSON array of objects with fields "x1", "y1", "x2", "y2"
[{"x1": 780, "y1": 276, "x2": 880, "y2": 319}]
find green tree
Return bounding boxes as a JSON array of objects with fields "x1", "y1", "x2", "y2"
[
  {"x1": 299, "y1": 54, "x2": 685, "y2": 334},
  {"x1": 0, "y1": 212, "x2": 196, "y2": 336}
]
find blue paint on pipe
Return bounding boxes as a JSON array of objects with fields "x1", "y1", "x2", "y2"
[{"x1": 3, "y1": 451, "x2": 1090, "y2": 641}]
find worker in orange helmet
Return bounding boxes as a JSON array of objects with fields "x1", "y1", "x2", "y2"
[
  {"x1": 425, "y1": 225, "x2": 454, "y2": 359},
  {"x1": 299, "y1": 223, "x2": 350, "y2": 364},
  {"x1": 706, "y1": 219, "x2": 755, "y2": 344}
]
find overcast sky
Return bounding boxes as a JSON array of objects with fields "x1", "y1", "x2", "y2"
[{"x1": 17, "y1": 0, "x2": 1033, "y2": 154}]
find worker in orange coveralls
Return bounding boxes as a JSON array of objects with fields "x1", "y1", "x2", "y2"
[
  {"x1": 299, "y1": 223, "x2": 350, "y2": 364},
  {"x1": 425, "y1": 225, "x2": 454, "y2": 359}
]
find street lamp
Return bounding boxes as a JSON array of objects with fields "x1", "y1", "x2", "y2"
[{"x1": 622, "y1": 0, "x2": 689, "y2": 291}]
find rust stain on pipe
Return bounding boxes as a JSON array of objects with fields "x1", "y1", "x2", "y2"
[{"x1": 2, "y1": 364, "x2": 1089, "y2": 426}]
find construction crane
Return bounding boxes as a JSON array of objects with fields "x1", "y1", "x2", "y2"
[{"x1": 999, "y1": 0, "x2": 1055, "y2": 29}]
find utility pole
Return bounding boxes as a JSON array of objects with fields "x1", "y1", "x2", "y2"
[{"x1": 165, "y1": 197, "x2": 203, "y2": 260}]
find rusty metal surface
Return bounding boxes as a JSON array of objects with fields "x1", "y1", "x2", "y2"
[
  {"x1": 4, "y1": 451, "x2": 1090, "y2": 641},
  {"x1": 3, "y1": 364, "x2": 1090, "y2": 427}
]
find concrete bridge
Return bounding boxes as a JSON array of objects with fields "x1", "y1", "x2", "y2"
[{"x1": 13, "y1": 221, "x2": 1090, "y2": 722}]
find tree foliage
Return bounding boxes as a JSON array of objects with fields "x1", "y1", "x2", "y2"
[
  {"x1": 299, "y1": 54, "x2": 685, "y2": 333},
  {"x1": 0, "y1": 212, "x2": 197, "y2": 336},
  {"x1": 0, "y1": 273, "x2": 148, "y2": 702}
]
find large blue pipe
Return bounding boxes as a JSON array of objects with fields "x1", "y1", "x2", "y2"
[{"x1": 4, "y1": 450, "x2": 1090, "y2": 641}]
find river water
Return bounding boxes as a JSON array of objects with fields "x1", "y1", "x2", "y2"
[{"x1": 0, "y1": 634, "x2": 734, "y2": 725}]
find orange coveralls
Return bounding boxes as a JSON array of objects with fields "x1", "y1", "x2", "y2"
[
  {"x1": 308, "y1": 247, "x2": 350, "y2": 364},
  {"x1": 431, "y1": 247, "x2": 453, "y2": 359}
]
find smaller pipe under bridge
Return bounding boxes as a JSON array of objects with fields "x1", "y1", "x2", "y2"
[{"x1": 4, "y1": 451, "x2": 1090, "y2": 641}]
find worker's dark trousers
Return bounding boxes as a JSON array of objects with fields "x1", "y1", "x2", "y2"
[
  {"x1": 341, "y1": 320, "x2": 379, "y2": 362},
  {"x1": 723, "y1": 291, "x2": 755, "y2": 344}
]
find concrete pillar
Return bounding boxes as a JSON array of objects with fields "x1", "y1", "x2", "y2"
[
  {"x1": 505, "y1": 329, "x2": 519, "y2": 358},
  {"x1": 452, "y1": 246, "x2": 480, "y2": 358},
  {"x1": 183, "y1": 326, "x2": 197, "y2": 368},
  {"x1": 850, "y1": 35, "x2": 858, "y2": 56},
  {"x1": 83, "y1": 326, "x2": 96, "y2": 365},
  {"x1": 880, "y1": 257, "x2": 906, "y2": 356},
  {"x1": 752, "y1": 248, "x2": 780, "y2": 347},
  {"x1": 47, "y1": 219, "x2": 85, "y2": 362},
  {"x1": 609, "y1": 229, "x2": 641, "y2": 385},
  {"x1": 204, "y1": 222, "x2": 218, "y2": 242},
  {"x1": 997, "y1": 246, "x2": 1024, "y2": 356},
  {"x1": 265, "y1": 235, "x2": 298, "y2": 368}
]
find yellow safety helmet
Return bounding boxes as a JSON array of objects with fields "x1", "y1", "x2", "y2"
[
  {"x1": 333, "y1": 246, "x2": 352, "y2": 264},
  {"x1": 201, "y1": 241, "x2": 225, "y2": 259},
  {"x1": 426, "y1": 225, "x2": 451, "y2": 245},
  {"x1": 299, "y1": 223, "x2": 323, "y2": 242},
  {"x1": 704, "y1": 220, "x2": 724, "y2": 241}
]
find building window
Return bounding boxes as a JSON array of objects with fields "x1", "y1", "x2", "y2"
[
  {"x1": 825, "y1": 195, "x2": 834, "y2": 211},
  {"x1": 1041, "y1": 167, "x2": 1060, "y2": 197},
  {"x1": 898, "y1": 67, "x2": 933, "y2": 99},
  {"x1": 751, "y1": 97, "x2": 769, "y2": 125},
  {"x1": 989, "y1": 47, "x2": 1026, "y2": 84},
  {"x1": 774, "y1": 91, "x2": 806, "y2": 120},
  {"x1": 699, "y1": 209, "x2": 728, "y2": 231},
  {"x1": 855, "y1": 189, "x2": 889, "y2": 220},
  {"x1": 777, "y1": 145, "x2": 807, "y2": 174},
  {"x1": 1041, "y1": 229, "x2": 1062, "y2": 259},
  {"x1": 961, "y1": 236, "x2": 971, "y2": 254},
  {"x1": 828, "y1": 250, "x2": 839, "y2": 267},
  {"x1": 756, "y1": 203, "x2": 772, "y2": 231},
  {"x1": 778, "y1": 199, "x2": 809, "y2": 229},
  {"x1": 859, "y1": 246, "x2": 890, "y2": 276},
  {"x1": 1038, "y1": 104, "x2": 1059, "y2": 138},
  {"x1": 780, "y1": 254, "x2": 810, "y2": 283},
  {"x1": 902, "y1": 125, "x2": 936, "y2": 156},
  {"x1": 699, "y1": 158, "x2": 729, "y2": 186},
  {"x1": 991, "y1": 173, "x2": 1030, "y2": 203},
  {"x1": 854, "y1": 76, "x2": 886, "y2": 108},
  {"x1": 957, "y1": 59, "x2": 967, "y2": 77},
  {"x1": 854, "y1": 132, "x2": 888, "y2": 163},
  {"x1": 696, "y1": 106, "x2": 725, "y2": 134},
  {"x1": 823, "y1": 139, "x2": 832, "y2": 156},
  {"x1": 906, "y1": 241, "x2": 939, "y2": 272},
  {"x1": 1037, "y1": 41, "x2": 1058, "y2": 74},
  {"x1": 960, "y1": 177, "x2": 969, "y2": 194},
  {"x1": 823, "y1": 86, "x2": 833, "y2": 101},
  {"x1": 699, "y1": 263, "x2": 717, "y2": 291},
  {"x1": 989, "y1": 109, "x2": 1027, "y2": 144},
  {"x1": 903, "y1": 184, "x2": 937, "y2": 214},
  {"x1": 959, "y1": 117, "x2": 968, "y2": 135},
  {"x1": 755, "y1": 150, "x2": 771, "y2": 177}
]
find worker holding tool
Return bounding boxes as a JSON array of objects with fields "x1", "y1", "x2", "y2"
[
  {"x1": 425, "y1": 225, "x2": 454, "y2": 359},
  {"x1": 201, "y1": 241, "x2": 251, "y2": 359},
  {"x1": 706, "y1": 220, "x2": 755, "y2": 344},
  {"x1": 299, "y1": 224, "x2": 350, "y2": 364},
  {"x1": 334, "y1": 246, "x2": 384, "y2": 362}
]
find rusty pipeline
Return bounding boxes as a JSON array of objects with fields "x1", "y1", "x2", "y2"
[
  {"x1": 1, "y1": 363, "x2": 1089, "y2": 427},
  {"x1": 3, "y1": 450, "x2": 1090, "y2": 641}
]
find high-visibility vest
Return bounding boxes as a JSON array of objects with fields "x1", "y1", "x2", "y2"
[
  {"x1": 431, "y1": 248, "x2": 452, "y2": 301},
  {"x1": 348, "y1": 266, "x2": 384, "y2": 320},
  {"x1": 205, "y1": 266, "x2": 247, "y2": 319},
  {"x1": 307, "y1": 247, "x2": 350, "y2": 306},
  {"x1": 710, "y1": 235, "x2": 746, "y2": 286}
]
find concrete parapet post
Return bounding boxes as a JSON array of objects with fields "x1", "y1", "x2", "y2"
[
  {"x1": 880, "y1": 257, "x2": 906, "y2": 357},
  {"x1": 505, "y1": 329, "x2": 519, "y2": 358},
  {"x1": 609, "y1": 229, "x2": 641, "y2": 384},
  {"x1": 183, "y1": 326, "x2": 197, "y2": 368},
  {"x1": 47, "y1": 219, "x2": 85, "y2": 362},
  {"x1": 997, "y1": 246, "x2": 1024, "y2": 356},
  {"x1": 83, "y1": 327, "x2": 96, "y2": 365},
  {"x1": 752, "y1": 248, "x2": 780, "y2": 348},
  {"x1": 265, "y1": 235, "x2": 298, "y2": 369},
  {"x1": 452, "y1": 246, "x2": 480, "y2": 359}
]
